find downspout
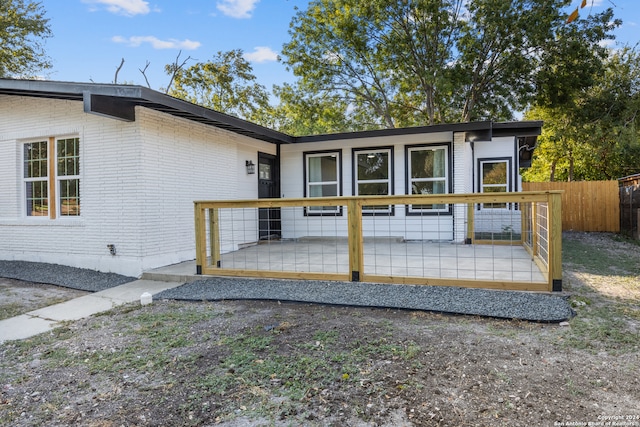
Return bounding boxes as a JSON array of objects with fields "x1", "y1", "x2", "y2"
[
  {"x1": 470, "y1": 140, "x2": 475, "y2": 193},
  {"x1": 513, "y1": 137, "x2": 519, "y2": 192},
  {"x1": 276, "y1": 142, "x2": 282, "y2": 198},
  {"x1": 466, "y1": 140, "x2": 475, "y2": 244}
]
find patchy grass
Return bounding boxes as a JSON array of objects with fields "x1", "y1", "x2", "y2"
[
  {"x1": 178, "y1": 324, "x2": 425, "y2": 422},
  {"x1": 0, "y1": 302, "x2": 26, "y2": 320},
  {"x1": 0, "y1": 279, "x2": 86, "y2": 320},
  {"x1": 0, "y1": 294, "x2": 72, "y2": 321},
  {"x1": 557, "y1": 232, "x2": 640, "y2": 354},
  {"x1": 563, "y1": 233, "x2": 640, "y2": 276},
  {"x1": 1, "y1": 232, "x2": 639, "y2": 426},
  {"x1": 557, "y1": 305, "x2": 640, "y2": 353}
]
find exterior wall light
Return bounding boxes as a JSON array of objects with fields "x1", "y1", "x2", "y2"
[{"x1": 246, "y1": 160, "x2": 256, "y2": 174}]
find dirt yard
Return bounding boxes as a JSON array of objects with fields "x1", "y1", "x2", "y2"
[
  {"x1": 1, "y1": 232, "x2": 639, "y2": 426},
  {"x1": 0, "y1": 279, "x2": 88, "y2": 321}
]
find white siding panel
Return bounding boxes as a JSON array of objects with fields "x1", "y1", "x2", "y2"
[
  {"x1": 473, "y1": 136, "x2": 521, "y2": 234},
  {"x1": 452, "y1": 131, "x2": 468, "y2": 241},
  {"x1": 280, "y1": 132, "x2": 456, "y2": 241}
]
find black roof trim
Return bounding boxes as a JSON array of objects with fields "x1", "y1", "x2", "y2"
[
  {"x1": 0, "y1": 79, "x2": 542, "y2": 145},
  {"x1": 294, "y1": 120, "x2": 543, "y2": 143},
  {"x1": 493, "y1": 120, "x2": 543, "y2": 137},
  {"x1": 294, "y1": 121, "x2": 495, "y2": 143},
  {"x1": 0, "y1": 79, "x2": 292, "y2": 144}
]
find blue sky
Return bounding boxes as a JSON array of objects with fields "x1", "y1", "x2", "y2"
[{"x1": 41, "y1": 0, "x2": 640, "y2": 92}]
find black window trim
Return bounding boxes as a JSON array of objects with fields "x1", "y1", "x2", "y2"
[
  {"x1": 303, "y1": 149, "x2": 343, "y2": 216},
  {"x1": 477, "y1": 156, "x2": 512, "y2": 210},
  {"x1": 352, "y1": 146, "x2": 395, "y2": 216},
  {"x1": 404, "y1": 142, "x2": 453, "y2": 217}
]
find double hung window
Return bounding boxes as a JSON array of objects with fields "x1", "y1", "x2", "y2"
[
  {"x1": 304, "y1": 151, "x2": 341, "y2": 214},
  {"x1": 353, "y1": 148, "x2": 393, "y2": 214},
  {"x1": 24, "y1": 141, "x2": 49, "y2": 216},
  {"x1": 23, "y1": 137, "x2": 80, "y2": 218},
  {"x1": 406, "y1": 145, "x2": 449, "y2": 213},
  {"x1": 479, "y1": 159, "x2": 510, "y2": 209}
]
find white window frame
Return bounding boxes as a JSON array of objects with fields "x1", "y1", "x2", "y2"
[
  {"x1": 23, "y1": 140, "x2": 50, "y2": 218},
  {"x1": 304, "y1": 150, "x2": 341, "y2": 215},
  {"x1": 406, "y1": 145, "x2": 450, "y2": 214},
  {"x1": 22, "y1": 136, "x2": 81, "y2": 219},
  {"x1": 353, "y1": 147, "x2": 393, "y2": 214},
  {"x1": 479, "y1": 159, "x2": 510, "y2": 209},
  {"x1": 56, "y1": 137, "x2": 81, "y2": 217}
]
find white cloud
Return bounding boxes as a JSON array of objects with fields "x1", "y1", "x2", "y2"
[
  {"x1": 599, "y1": 39, "x2": 616, "y2": 49},
  {"x1": 112, "y1": 36, "x2": 201, "y2": 50},
  {"x1": 322, "y1": 51, "x2": 342, "y2": 64},
  {"x1": 216, "y1": 0, "x2": 260, "y2": 19},
  {"x1": 578, "y1": 0, "x2": 603, "y2": 8},
  {"x1": 244, "y1": 46, "x2": 278, "y2": 63},
  {"x1": 82, "y1": 0, "x2": 151, "y2": 16}
]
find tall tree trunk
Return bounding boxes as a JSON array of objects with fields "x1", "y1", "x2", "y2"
[{"x1": 568, "y1": 149, "x2": 574, "y2": 182}]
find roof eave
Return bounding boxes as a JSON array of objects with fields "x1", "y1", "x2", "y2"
[
  {"x1": 293, "y1": 120, "x2": 543, "y2": 143},
  {"x1": 0, "y1": 79, "x2": 543, "y2": 145},
  {"x1": 0, "y1": 78, "x2": 293, "y2": 144}
]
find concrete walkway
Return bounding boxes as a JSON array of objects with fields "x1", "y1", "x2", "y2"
[{"x1": 0, "y1": 279, "x2": 183, "y2": 344}]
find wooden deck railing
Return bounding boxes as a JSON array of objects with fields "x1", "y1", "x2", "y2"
[{"x1": 194, "y1": 192, "x2": 563, "y2": 292}]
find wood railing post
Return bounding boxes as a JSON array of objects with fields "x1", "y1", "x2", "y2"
[
  {"x1": 521, "y1": 203, "x2": 527, "y2": 246},
  {"x1": 548, "y1": 192, "x2": 563, "y2": 291},
  {"x1": 209, "y1": 208, "x2": 221, "y2": 268},
  {"x1": 347, "y1": 199, "x2": 364, "y2": 281},
  {"x1": 532, "y1": 202, "x2": 538, "y2": 256},
  {"x1": 194, "y1": 203, "x2": 206, "y2": 274},
  {"x1": 192, "y1": 193, "x2": 555, "y2": 291},
  {"x1": 466, "y1": 203, "x2": 474, "y2": 244}
]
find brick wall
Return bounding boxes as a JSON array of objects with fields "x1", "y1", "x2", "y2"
[{"x1": 0, "y1": 95, "x2": 275, "y2": 276}]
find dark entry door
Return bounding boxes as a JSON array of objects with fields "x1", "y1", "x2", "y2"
[{"x1": 258, "y1": 152, "x2": 281, "y2": 239}]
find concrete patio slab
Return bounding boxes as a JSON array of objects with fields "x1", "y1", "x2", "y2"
[{"x1": 142, "y1": 240, "x2": 547, "y2": 284}]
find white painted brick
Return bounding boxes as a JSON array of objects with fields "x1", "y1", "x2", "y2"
[
  {"x1": 1, "y1": 93, "x2": 527, "y2": 275},
  {"x1": 0, "y1": 96, "x2": 275, "y2": 276}
]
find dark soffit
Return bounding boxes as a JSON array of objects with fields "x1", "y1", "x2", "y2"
[{"x1": 0, "y1": 79, "x2": 542, "y2": 145}]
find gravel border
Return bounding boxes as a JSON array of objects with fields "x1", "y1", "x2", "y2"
[
  {"x1": 0, "y1": 260, "x2": 136, "y2": 292},
  {"x1": 0, "y1": 260, "x2": 574, "y2": 322},
  {"x1": 155, "y1": 277, "x2": 575, "y2": 323}
]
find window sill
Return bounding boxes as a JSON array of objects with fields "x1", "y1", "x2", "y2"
[{"x1": 0, "y1": 218, "x2": 86, "y2": 227}]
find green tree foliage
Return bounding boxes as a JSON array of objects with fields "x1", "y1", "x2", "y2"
[
  {"x1": 535, "y1": 9, "x2": 617, "y2": 109},
  {"x1": 0, "y1": 0, "x2": 51, "y2": 77},
  {"x1": 271, "y1": 82, "x2": 360, "y2": 136},
  {"x1": 166, "y1": 50, "x2": 272, "y2": 125},
  {"x1": 523, "y1": 47, "x2": 640, "y2": 181},
  {"x1": 281, "y1": 0, "x2": 617, "y2": 129}
]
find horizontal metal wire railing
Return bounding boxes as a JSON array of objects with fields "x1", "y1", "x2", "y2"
[{"x1": 194, "y1": 192, "x2": 563, "y2": 292}]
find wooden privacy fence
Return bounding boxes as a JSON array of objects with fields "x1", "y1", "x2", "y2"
[
  {"x1": 194, "y1": 192, "x2": 563, "y2": 292},
  {"x1": 523, "y1": 181, "x2": 620, "y2": 232}
]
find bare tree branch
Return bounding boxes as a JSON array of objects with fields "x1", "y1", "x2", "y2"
[
  {"x1": 114, "y1": 58, "x2": 125, "y2": 84},
  {"x1": 139, "y1": 60, "x2": 151, "y2": 88},
  {"x1": 165, "y1": 50, "x2": 193, "y2": 94}
]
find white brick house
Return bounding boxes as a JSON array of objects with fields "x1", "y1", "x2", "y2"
[{"x1": 0, "y1": 79, "x2": 541, "y2": 277}]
